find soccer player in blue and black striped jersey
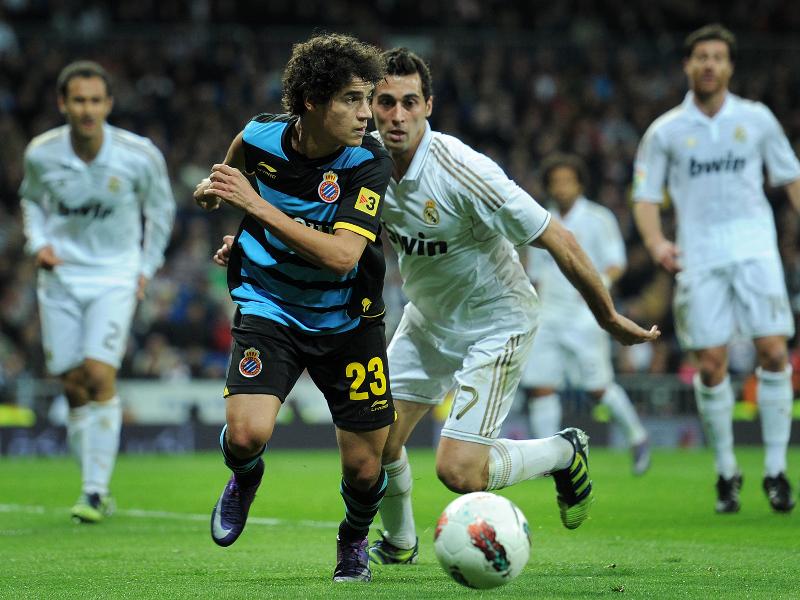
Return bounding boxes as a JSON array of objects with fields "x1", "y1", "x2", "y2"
[{"x1": 194, "y1": 34, "x2": 393, "y2": 583}]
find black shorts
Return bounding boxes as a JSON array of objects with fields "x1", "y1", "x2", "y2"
[{"x1": 225, "y1": 313, "x2": 394, "y2": 432}]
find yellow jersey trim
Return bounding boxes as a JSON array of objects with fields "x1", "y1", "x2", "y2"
[{"x1": 333, "y1": 221, "x2": 376, "y2": 242}]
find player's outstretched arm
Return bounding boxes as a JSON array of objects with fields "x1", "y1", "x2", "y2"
[{"x1": 534, "y1": 219, "x2": 660, "y2": 346}]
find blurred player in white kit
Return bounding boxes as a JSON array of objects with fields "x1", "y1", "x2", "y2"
[
  {"x1": 522, "y1": 153, "x2": 651, "y2": 476},
  {"x1": 19, "y1": 61, "x2": 176, "y2": 522},
  {"x1": 633, "y1": 24, "x2": 800, "y2": 513}
]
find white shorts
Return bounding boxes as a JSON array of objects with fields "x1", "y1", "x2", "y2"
[
  {"x1": 37, "y1": 271, "x2": 138, "y2": 375},
  {"x1": 673, "y1": 257, "x2": 795, "y2": 351},
  {"x1": 519, "y1": 317, "x2": 613, "y2": 391},
  {"x1": 387, "y1": 308, "x2": 536, "y2": 445}
]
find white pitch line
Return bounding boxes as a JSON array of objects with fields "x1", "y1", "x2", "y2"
[{"x1": 0, "y1": 504, "x2": 339, "y2": 529}]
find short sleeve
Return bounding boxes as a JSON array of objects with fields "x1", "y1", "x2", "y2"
[
  {"x1": 597, "y1": 209, "x2": 627, "y2": 270},
  {"x1": 632, "y1": 125, "x2": 668, "y2": 203},
  {"x1": 333, "y1": 155, "x2": 393, "y2": 242},
  {"x1": 759, "y1": 106, "x2": 800, "y2": 187},
  {"x1": 437, "y1": 145, "x2": 550, "y2": 245}
]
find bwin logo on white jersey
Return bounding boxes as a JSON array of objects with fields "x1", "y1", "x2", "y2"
[
  {"x1": 57, "y1": 199, "x2": 113, "y2": 219},
  {"x1": 689, "y1": 153, "x2": 746, "y2": 177},
  {"x1": 386, "y1": 227, "x2": 448, "y2": 256}
]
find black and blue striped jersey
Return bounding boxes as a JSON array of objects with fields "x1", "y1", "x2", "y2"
[{"x1": 227, "y1": 113, "x2": 392, "y2": 335}]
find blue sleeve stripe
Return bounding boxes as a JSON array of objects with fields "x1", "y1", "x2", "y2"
[
  {"x1": 243, "y1": 121, "x2": 288, "y2": 160},
  {"x1": 331, "y1": 146, "x2": 373, "y2": 169}
]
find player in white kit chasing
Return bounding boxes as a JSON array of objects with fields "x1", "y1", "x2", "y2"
[
  {"x1": 633, "y1": 24, "x2": 800, "y2": 513},
  {"x1": 20, "y1": 61, "x2": 176, "y2": 522},
  {"x1": 521, "y1": 153, "x2": 651, "y2": 476},
  {"x1": 364, "y1": 48, "x2": 659, "y2": 562}
]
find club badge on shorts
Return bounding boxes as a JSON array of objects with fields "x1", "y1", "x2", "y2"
[
  {"x1": 318, "y1": 171, "x2": 341, "y2": 203},
  {"x1": 239, "y1": 347, "x2": 263, "y2": 378}
]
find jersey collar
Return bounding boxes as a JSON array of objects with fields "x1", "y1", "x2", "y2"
[
  {"x1": 64, "y1": 123, "x2": 113, "y2": 167},
  {"x1": 554, "y1": 196, "x2": 587, "y2": 224},
  {"x1": 683, "y1": 91, "x2": 736, "y2": 122},
  {"x1": 401, "y1": 121, "x2": 433, "y2": 182}
]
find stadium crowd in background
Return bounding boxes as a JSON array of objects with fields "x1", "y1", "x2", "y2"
[{"x1": 1, "y1": 2, "x2": 800, "y2": 401}]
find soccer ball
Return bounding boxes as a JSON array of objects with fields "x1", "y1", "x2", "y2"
[{"x1": 434, "y1": 492, "x2": 531, "y2": 589}]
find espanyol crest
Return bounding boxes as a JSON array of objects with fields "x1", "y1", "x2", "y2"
[
  {"x1": 318, "y1": 171, "x2": 341, "y2": 203},
  {"x1": 238, "y1": 347, "x2": 263, "y2": 378}
]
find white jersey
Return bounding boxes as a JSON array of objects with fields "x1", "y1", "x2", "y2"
[
  {"x1": 633, "y1": 91, "x2": 800, "y2": 271},
  {"x1": 526, "y1": 197, "x2": 625, "y2": 324},
  {"x1": 20, "y1": 124, "x2": 176, "y2": 283},
  {"x1": 373, "y1": 123, "x2": 551, "y2": 333}
]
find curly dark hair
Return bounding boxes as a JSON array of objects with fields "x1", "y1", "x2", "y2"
[{"x1": 282, "y1": 33, "x2": 385, "y2": 116}]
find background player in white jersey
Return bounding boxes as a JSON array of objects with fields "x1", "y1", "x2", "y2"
[
  {"x1": 364, "y1": 48, "x2": 658, "y2": 564},
  {"x1": 522, "y1": 153, "x2": 650, "y2": 476},
  {"x1": 19, "y1": 61, "x2": 176, "y2": 523},
  {"x1": 633, "y1": 24, "x2": 800, "y2": 513}
]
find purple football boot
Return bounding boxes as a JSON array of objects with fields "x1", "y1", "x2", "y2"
[
  {"x1": 333, "y1": 535, "x2": 372, "y2": 582},
  {"x1": 210, "y1": 458, "x2": 264, "y2": 547}
]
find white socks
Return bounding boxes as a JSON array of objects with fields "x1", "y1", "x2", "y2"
[
  {"x1": 601, "y1": 383, "x2": 648, "y2": 446},
  {"x1": 757, "y1": 366, "x2": 793, "y2": 477},
  {"x1": 379, "y1": 447, "x2": 417, "y2": 550},
  {"x1": 529, "y1": 386, "x2": 647, "y2": 447},
  {"x1": 693, "y1": 374, "x2": 738, "y2": 479},
  {"x1": 486, "y1": 436, "x2": 573, "y2": 490},
  {"x1": 84, "y1": 396, "x2": 123, "y2": 496},
  {"x1": 67, "y1": 404, "x2": 91, "y2": 475},
  {"x1": 528, "y1": 393, "x2": 562, "y2": 438}
]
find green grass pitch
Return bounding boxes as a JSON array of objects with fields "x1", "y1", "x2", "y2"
[{"x1": 1, "y1": 447, "x2": 798, "y2": 599}]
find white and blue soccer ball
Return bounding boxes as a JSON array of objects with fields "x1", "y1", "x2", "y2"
[{"x1": 433, "y1": 492, "x2": 531, "y2": 589}]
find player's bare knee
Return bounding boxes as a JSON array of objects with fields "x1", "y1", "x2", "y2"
[
  {"x1": 436, "y1": 464, "x2": 483, "y2": 494},
  {"x1": 82, "y1": 363, "x2": 116, "y2": 400},
  {"x1": 697, "y1": 352, "x2": 728, "y2": 386},
  {"x1": 62, "y1": 381, "x2": 89, "y2": 407},
  {"x1": 343, "y1": 459, "x2": 383, "y2": 491},
  {"x1": 226, "y1": 423, "x2": 271, "y2": 456},
  {"x1": 61, "y1": 368, "x2": 89, "y2": 406},
  {"x1": 756, "y1": 346, "x2": 788, "y2": 372}
]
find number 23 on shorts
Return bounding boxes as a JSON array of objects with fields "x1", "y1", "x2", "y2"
[{"x1": 346, "y1": 357, "x2": 387, "y2": 401}]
